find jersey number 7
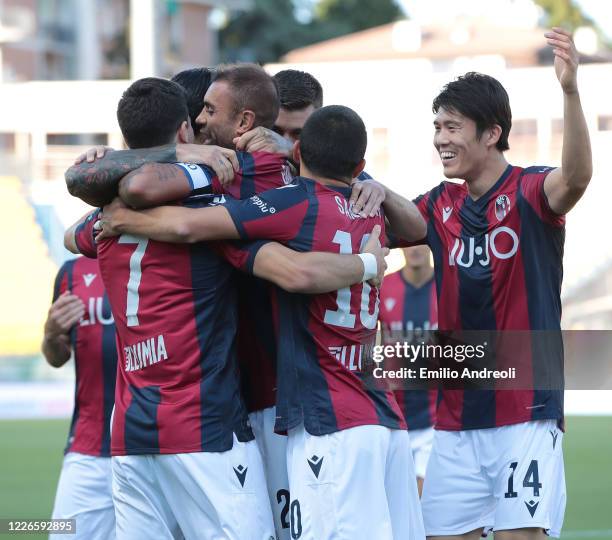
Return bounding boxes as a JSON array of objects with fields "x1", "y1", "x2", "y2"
[{"x1": 118, "y1": 234, "x2": 148, "y2": 327}]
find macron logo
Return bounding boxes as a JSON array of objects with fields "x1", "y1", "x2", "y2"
[
  {"x1": 83, "y1": 273, "x2": 97, "y2": 287},
  {"x1": 384, "y1": 298, "x2": 396, "y2": 312},
  {"x1": 442, "y1": 206, "x2": 453, "y2": 223}
]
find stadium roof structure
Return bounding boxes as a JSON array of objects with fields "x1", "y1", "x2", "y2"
[{"x1": 283, "y1": 17, "x2": 554, "y2": 66}]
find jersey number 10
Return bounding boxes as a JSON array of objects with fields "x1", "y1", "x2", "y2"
[{"x1": 324, "y1": 230, "x2": 379, "y2": 330}]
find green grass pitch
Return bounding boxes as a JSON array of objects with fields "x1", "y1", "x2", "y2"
[{"x1": 0, "y1": 417, "x2": 610, "y2": 539}]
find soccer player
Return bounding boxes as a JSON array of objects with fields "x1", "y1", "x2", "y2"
[
  {"x1": 369, "y1": 28, "x2": 592, "y2": 540},
  {"x1": 43, "y1": 257, "x2": 117, "y2": 540},
  {"x1": 272, "y1": 69, "x2": 323, "y2": 143},
  {"x1": 171, "y1": 67, "x2": 215, "y2": 145},
  {"x1": 96, "y1": 104, "x2": 427, "y2": 540},
  {"x1": 379, "y1": 245, "x2": 437, "y2": 496},
  {"x1": 65, "y1": 78, "x2": 388, "y2": 540}
]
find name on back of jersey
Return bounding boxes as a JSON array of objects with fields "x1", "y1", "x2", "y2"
[
  {"x1": 123, "y1": 334, "x2": 168, "y2": 372},
  {"x1": 335, "y1": 196, "x2": 381, "y2": 220}
]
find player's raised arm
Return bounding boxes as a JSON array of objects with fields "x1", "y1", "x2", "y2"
[
  {"x1": 543, "y1": 27, "x2": 593, "y2": 215},
  {"x1": 65, "y1": 144, "x2": 178, "y2": 207},
  {"x1": 97, "y1": 198, "x2": 240, "y2": 243},
  {"x1": 251, "y1": 225, "x2": 388, "y2": 293}
]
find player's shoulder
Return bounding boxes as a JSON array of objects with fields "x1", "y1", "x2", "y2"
[
  {"x1": 418, "y1": 180, "x2": 466, "y2": 206},
  {"x1": 517, "y1": 164, "x2": 556, "y2": 182},
  {"x1": 57, "y1": 256, "x2": 81, "y2": 275}
]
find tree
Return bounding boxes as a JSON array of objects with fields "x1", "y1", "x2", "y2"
[
  {"x1": 533, "y1": 0, "x2": 593, "y2": 31},
  {"x1": 218, "y1": 0, "x2": 404, "y2": 63}
]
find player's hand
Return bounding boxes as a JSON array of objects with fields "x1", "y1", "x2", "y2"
[
  {"x1": 545, "y1": 27, "x2": 579, "y2": 94},
  {"x1": 74, "y1": 145, "x2": 114, "y2": 164},
  {"x1": 97, "y1": 197, "x2": 128, "y2": 241},
  {"x1": 176, "y1": 144, "x2": 239, "y2": 186},
  {"x1": 350, "y1": 179, "x2": 386, "y2": 218},
  {"x1": 44, "y1": 292, "x2": 85, "y2": 339},
  {"x1": 362, "y1": 224, "x2": 389, "y2": 287},
  {"x1": 233, "y1": 127, "x2": 293, "y2": 156}
]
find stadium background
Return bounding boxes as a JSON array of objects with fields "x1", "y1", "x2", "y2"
[{"x1": 0, "y1": 0, "x2": 610, "y2": 538}]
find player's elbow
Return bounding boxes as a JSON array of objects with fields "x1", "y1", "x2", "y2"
[
  {"x1": 278, "y1": 265, "x2": 318, "y2": 293},
  {"x1": 119, "y1": 168, "x2": 158, "y2": 209},
  {"x1": 173, "y1": 220, "x2": 201, "y2": 243},
  {"x1": 64, "y1": 228, "x2": 79, "y2": 254}
]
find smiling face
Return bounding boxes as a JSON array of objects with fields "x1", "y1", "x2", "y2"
[
  {"x1": 196, "y1": 81, "x2": 242, "y2": 148},
  {"x1": 433, "y1": 107, "x2": 492, "y2": 182}
]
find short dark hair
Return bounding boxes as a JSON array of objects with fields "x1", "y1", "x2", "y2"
[
  {"x1": 432, "y1": 72, "x2": 512, "y2": 152},
  {"x1": 171, "y1": 67, "x2": 215, "y2": 136},
  {"x1": 273, "y1": 69, "x2": 323, "y2": 110},
  {"x1": 117, "y1": 77, "x2": 188, "y2": 149},
  {"x1": 300, "y1": 105, "x2": 367, "y2": 180},
  {"x1": 213, "y1": 63, "x2": 279, "y2": 128}
]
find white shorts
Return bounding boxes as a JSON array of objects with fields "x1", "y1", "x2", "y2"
[
  {"x1": 287, "y1": 424, "x2": 425, "y2": 540},
  {"x1": 111, "y1": 436, "x2": 274, "y2": 540},
  {"x1": 408, "y1": 427, "x2": 434, "y2": 480},
  {"x1": 250, "y1": 406, "x2": 290, "y2": 540},
  {"x1": 50, "y1": 452, "x2": 115, "y2": 540},
  {"x1": 422, "y1": 419, "x2": 566, "y2": 537}
]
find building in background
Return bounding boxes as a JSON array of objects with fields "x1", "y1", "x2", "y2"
[{"x1": 0, "y1": 0, "x2": 249, "y2": 83}]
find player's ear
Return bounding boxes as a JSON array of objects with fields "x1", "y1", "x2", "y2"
[
  {"x1": 486, "y1": 124, "x2": 502, "y2": 149},
  {"x1": 352, "y1": 159, "x2": 366, "y2": 178},
  {"x1": 292, "y1": 140, "x2": 301, "y2": 164},
  {"x1": 177, "y1": 119, "x2": 192, "y2": 144},
  {"x1": 236, "y1": 110, "x2": 256, "y2": 135}
]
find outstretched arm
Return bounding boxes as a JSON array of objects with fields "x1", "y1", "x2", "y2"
[
  {"x1": 543, "y1": 27, "x2": 593, "y2": 215},
  {"x1": 381, "y1": 185, "x2": 426, "y2": 242},
  {"x1": 252, "y1": 225, "x2": 388, "y2": 293},
  {"x1": 65, "y1": 145, "x2": 177, "y2": 207},
  {"x1": 97, "y1": 199, "x2": 239, "y2": 243}
]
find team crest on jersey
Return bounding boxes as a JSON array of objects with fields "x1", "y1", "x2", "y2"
[
  {"x1": 384, "y1": 298, "x2": 396, "y2": 312},
  {"x1": 83, "y1": 273, "x2": 97, "y2": 287},
  {"x1": 281, "y1": 162, "x2": 294, "y2": 185},
  {"x1": 495, "y1": 194, "x2": 511, "y2": 221}
]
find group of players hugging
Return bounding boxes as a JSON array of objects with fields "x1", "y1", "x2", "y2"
[{"x1": 41, "y1": 27, "x2": 591, "y2": 540}]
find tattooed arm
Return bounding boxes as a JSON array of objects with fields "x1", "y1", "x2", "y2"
[{"x1": 65, "y1": 145, "x2": 177, "y2": 206}]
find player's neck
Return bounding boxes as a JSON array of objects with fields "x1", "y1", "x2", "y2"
[
  {"x1": 465, "y1": 154, "x2": 509, "y2": 201},
  {"x1": 401, "y1": 264, "x2": 433, "y2": 288},
  {"x1": 300, "y1": 164, "x2": 351, "y2": 189}
]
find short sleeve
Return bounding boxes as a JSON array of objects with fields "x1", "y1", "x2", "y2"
[
  {"x1": 386, "y1": 193, "x2": 430, "y2": 248},
  {"x1": 214, "y1": 240, "x2": 270, "y2": 274},
  {"x1": 175, "y1": 162, "x2": 214, "y2": 193},
  {"x1": 52, "y1": 261, "x2": 71, "y2": 302},
  {"x1": 520, "y1": 167, "x2": 565, "y2": 227},
  {"x1": 74, "y1": 210, "x2": 100, "y2": 258},
  {"x1": 222, "y1": 183, "x2": 310, "y2": 242}
]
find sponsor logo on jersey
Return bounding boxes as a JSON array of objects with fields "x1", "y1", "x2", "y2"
[
  {"x1": 328, "y1": 344, "x2": 365, "y2": 371},
  {"x1": 495, "y1": 194, "x2": 511, "y2": 221},
  {"x1": 442, "y1": 206, "x2": 453, "y2": 223},
  {"x1": 80, "y1": 297, "x2": 114, "y2": 326},
  {"x1": 83, "y1": 273, "x2": 97, "y2": 287},
  {"x1": 249, "y1": 195, "x2": 276, "y2": 214},
  {"x1": 448, "y1": 226, "x2": 519, "y2": 267},
  {"x1": 124, "y1": 334, "x2": 168, "y2": 372}
]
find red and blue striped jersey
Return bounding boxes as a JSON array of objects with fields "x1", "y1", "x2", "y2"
[
  {"x1": 223, "y1": 177, "x2": 407, "y2": 435},
  {"x1": 74, "y1": 201, "x2": 260, "y2": 455},
  {"x1": 179, "y1": 153, "x2": 291, "y2": 413},
  {"x1": 53, "y1": 256, "x2": 117, "y2": 457},
  {"x1": 404, "y1": 164, "x2": 565, "y2": 430},
  {"x1": 379, "y1": 271, "x2": 437, "y2": 430}
]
